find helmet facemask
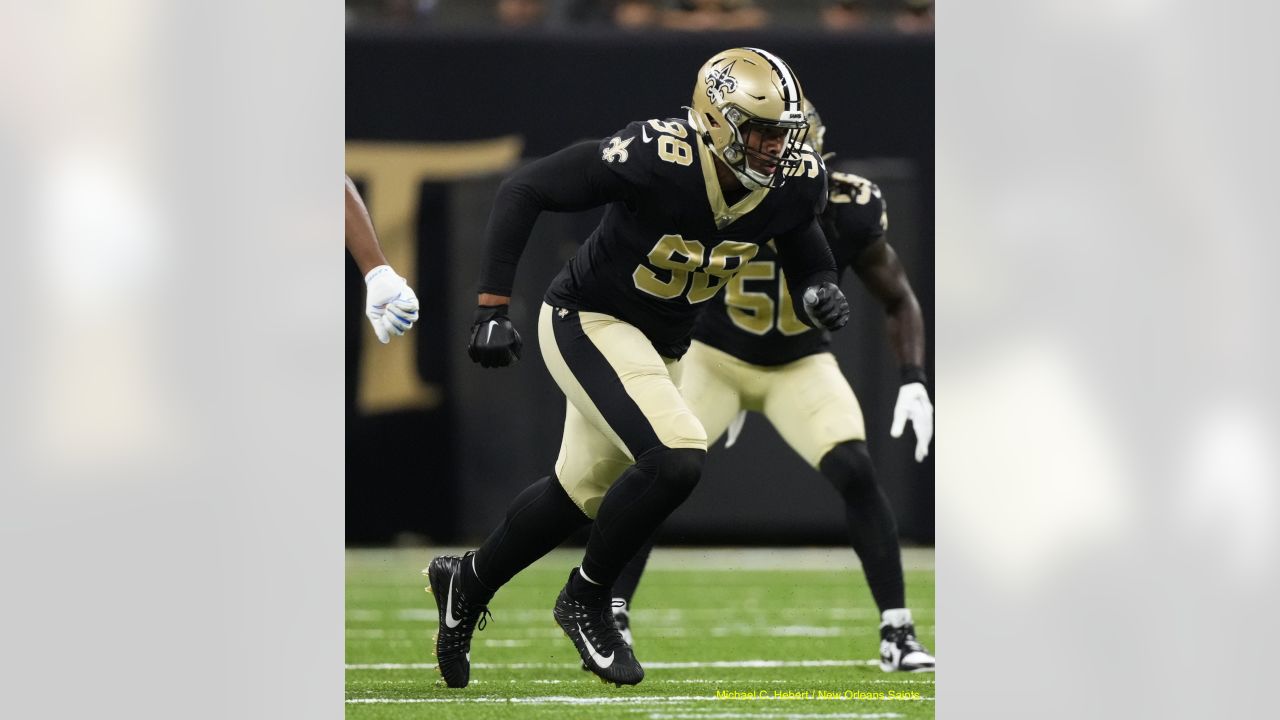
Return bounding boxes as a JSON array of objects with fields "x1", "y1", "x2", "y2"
[{"x1": 720, "y1": 106, "x2": 809, "y2": 190}]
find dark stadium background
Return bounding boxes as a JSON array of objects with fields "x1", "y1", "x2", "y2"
[{"x1": 345, "y1": 29, "x2": 934, "y2": 548}]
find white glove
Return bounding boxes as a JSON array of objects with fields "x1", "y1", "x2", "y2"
[
  {"x1": 724, "y1": 410, "x2": 748, "y2": 448},
  {"x1": 364, "y1": 265, "x2": 419, "y2": 344},
  {"x1": 890, "y1": 382, "x2": 933, "y2": 462}
]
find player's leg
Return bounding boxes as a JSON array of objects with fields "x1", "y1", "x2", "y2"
[
  {"x1": 426, "y1": 422, "x2": 613, "y2": 691},
  {"x1": 467, "y1": 401, "x2": 626, "y2": 594},
  {"x1": 425, "y1": 310, "x2": 634, "y2": 689},
  {"x1": 611, "y1": 340, "x2": 746, "y2": 636},
  {"x1": 542, "y1": 304, "x2": 707, "y2": 685},
  {"x1": 464, "y1": 358, "x2": 638, "y2": 594},
  {"x1": 553, "y1": 342, "x2": 649, "y2": 656},
  {"x1": 546, "y1": 307, "x2": 707, "y2": 586},
  {"x1": 607, "y1": 535, "x2": 649, "y2": 645},
  {"x1": 763, "y1": 352, "x2": 933, "y2": 672}
]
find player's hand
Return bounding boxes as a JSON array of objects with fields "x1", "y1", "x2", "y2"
[
  {"x1": 467, "y1": 305, "x2": 522, "y2": 368},
  {"x1": 891, "y1": 382, "x2": 933, "y2": 462},
  {"x1": 802, "y1": 282, "x2": 850, "y2": 330},
  {"x1": 364, "y1": 265, "x2": 420, "y2": 344}
]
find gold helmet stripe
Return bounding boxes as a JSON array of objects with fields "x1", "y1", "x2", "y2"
[{"x1": 743, "y1": 47, "x2": 800, "y2": 113}]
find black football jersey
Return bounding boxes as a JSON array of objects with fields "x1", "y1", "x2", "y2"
[
  {"x1": 544, "y1": 118, "x2": 829, "y2": 359},
  {"x1": 692, "y1": 170, "x2": 888, "y2": 366}
]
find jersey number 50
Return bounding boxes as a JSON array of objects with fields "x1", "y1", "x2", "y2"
[
  {"x1": 723, "y1": 261, "x2": 809, "y2": 336},
  {"x1": 633, "y1": 234, "x2": 758, "y2": 304}
]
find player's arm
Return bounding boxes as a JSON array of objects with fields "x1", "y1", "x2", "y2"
[
  {"x1": 346, "y1": 174, "x2": 387, "y2": 275},
  {"x1": 774, "y1": 218, "x2": 848, "y2": 331},
  {"x1": 853, "y1": 239, "x2": 932, "y2": 461},
  {"x1": 346, "y1": 175, "x2": 419, "y2": 344},
  {"x1": 469, "y1": 140, "x2": 634, "y2": 367},
  {"x1": 853, "y1": 239, "x2": 925, "y2": 371}
]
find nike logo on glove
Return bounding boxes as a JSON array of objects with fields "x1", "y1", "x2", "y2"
[
  {"x1": 641, "y1": 126, "x2": 652, "y2": 143},
  {"x1": 577, "y1": 624, "x2": 614, "y2": 668},
  {"x1": 444, "y1": 572, "x2": 462, "y2": 628},
  {"x1": 485, "y1": 320, "x2": 499, "y2": 344}
]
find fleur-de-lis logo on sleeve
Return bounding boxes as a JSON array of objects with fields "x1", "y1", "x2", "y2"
[{"x1": 602, "y1": 136, "x2": 634, "y2": 163}]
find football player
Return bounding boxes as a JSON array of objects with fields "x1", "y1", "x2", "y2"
[
  {"x1": 608, "y1": 101, "x2": 936, "y2": 672},
  {"x1": 425, "y1": 48, "x2": 850, "y2": 688},
  {"x1": 345, "y1": 174, "x2": 419, "y2": 343}
]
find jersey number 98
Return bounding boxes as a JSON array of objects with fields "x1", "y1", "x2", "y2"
[
  {"x1": 633, "y1": 235, "x2": 758, "y2": 304},
  {"x1": 648, "y1": 119, "x2": 693, "y2": 167}
]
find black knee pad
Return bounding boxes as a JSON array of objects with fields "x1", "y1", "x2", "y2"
[
  {"x1": 818, "y1": 440, "x2": 880, "y2": 501},
  {"x1": 635, "y1": 446, "x2": 705, "y2": 498}
]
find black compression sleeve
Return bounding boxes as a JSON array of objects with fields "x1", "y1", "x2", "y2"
[
  {"x1": 477, "y1": 140, "x2": 633, "y2": 296},
  {"x1": 775, "y1": 217, "x2": 838, "y2": 327}
]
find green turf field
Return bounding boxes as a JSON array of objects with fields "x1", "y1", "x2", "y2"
[{"x1": 347, "y1": 547, "x2": 935, "y2": 719}]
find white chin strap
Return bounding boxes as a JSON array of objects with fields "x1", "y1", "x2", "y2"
[
  {"x1": 741, "y1": 164, "x2": 774, "y2": 189},
  {"x1": 734, "y1": 168, "x2": 767, "y2": 190},
  {"x1": 724, "y1": 147, "x2": 770, "y2": 190}
]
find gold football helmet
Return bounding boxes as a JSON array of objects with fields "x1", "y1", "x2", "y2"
[
  {"x1": 689, "y1": 47, "x2": 810, "y2": 190},
  {"x1": 802, "y1": 98, "x2": 827, "y2": 157}
]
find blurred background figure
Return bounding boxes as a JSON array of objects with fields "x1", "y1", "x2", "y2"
[
  {"x1": 347, "y1": 0, "x2": 439, "y2": 26},
  {"x1": 613, "y1": 0, "x2": 660, "y2": 29},
  {"x1": 661, "y1": 0, "x2": 767, "y2": 31},
  {"x1": 821, "y1": 0, "x2": 872, "y2": 32},
  {"x1": 345, "y1": 0, "x2": 937, "y2": 32},
  {"x1": 894, "y1": 0, "x2": 933, "y2": 34},
  {"x1": 497, "y1": 0, "x2": 547, "y2": 27}
]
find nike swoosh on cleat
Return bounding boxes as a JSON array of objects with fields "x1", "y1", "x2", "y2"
[
  {"x1": 641, "y1": 126, "x2": 652, "y2": 143},
  {"x1": 577, "y1": 624, "x2": 614, "y2": 668},
  {"x1": 485, "y1": 320, "x2": 499, "y2": 344},
  {"x1": 444, "y1": 571, "x2": 462, "y2": 628}
]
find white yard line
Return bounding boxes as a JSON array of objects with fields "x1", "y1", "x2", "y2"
[
  {"x1": 347, "y1": 659, "x2": 886, "y2": 670},
  {"x1": 511, "y1": 678, "x2": 932, "y2": 685},
  {"x1": 648, "y1": 715, "x2": 905, "y2": 720},
  {"x1": 346, "y1": 695, "x2": 929, "y2": 706},
  {"x1": 347, "y1": 695, "x2": 711, "y2": 704},
  {"x1": 347, "y1": 547, "x2": 934, "y2": 573},
  {"x1": 348, "y1": 608, "x2": 922, "y2": 623},
  {"x1": 647, "y1": 714, "x2": 905, "y2": 719}
]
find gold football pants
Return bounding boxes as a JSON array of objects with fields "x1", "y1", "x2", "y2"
[
  {"x1": 677, "y1": 340, "x2": 866, "y2": 468},
  {"x1": 539, "y1": 304, "x2": 707, "y2": 517}
]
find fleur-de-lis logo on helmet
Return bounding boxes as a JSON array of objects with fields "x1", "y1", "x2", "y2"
[{"x1": 704, "y1": 60, "x2": 739, "y2": 104}]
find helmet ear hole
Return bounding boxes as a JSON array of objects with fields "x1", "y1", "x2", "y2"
[{"x1": 705, "y1": 112, "x2": 720, "y2": 129}]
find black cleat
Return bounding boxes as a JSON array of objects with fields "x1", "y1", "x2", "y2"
[
  {"x1": 879, "y1": 622, "x2": 935, "y2": 672},
  {"x1": 579, "y1": 598, "x2": 633, "y2": 672},
  {"x1": 424, "y1": 553, "x2": 492, "y2": 688},
  {"x1": 553, "y1": 570, "x2": 644, "y2": 687}
]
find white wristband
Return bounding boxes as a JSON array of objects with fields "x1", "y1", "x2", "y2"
[{"x1": 364, "y1": 264, "x2": 393, "y2": 285}]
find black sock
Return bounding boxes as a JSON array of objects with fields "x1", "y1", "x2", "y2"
[
  {"x1": 470, "y1": 475, "x2": 591, "y2": 598},
  {"x1": 819, "y1": 441, "x2": 906, "y2": 612},
  {"x1": 580, "y1": 447, "x2": 703, "y2": 587},
  {"x1": 566, "y1": 567, "x2": 609, "y2": 603},
  {"x1": 612, "y1": 537, "x2": 655, "y2": 604}
]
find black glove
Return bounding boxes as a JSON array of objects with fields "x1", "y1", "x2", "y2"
[
  {"x1": 802, "y1": 282, "x2": 850, "y2": 330},
  {"x1": 467, "y1": 305, "x2": 523, "y2": 368}
]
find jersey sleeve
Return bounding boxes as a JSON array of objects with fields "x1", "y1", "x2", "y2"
[
  {"x1": 774, "y1": 215, "x2": 838, "y2": 330},
  {"x1": 596, "y1": 119, "x2": 698, "y2": 204},
  {"x1": 826, "y1": 171, "x2": 888, "y2": 259},
  {"x1": 476, "y1": 139, "x2": 633, "y2": 296}
]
